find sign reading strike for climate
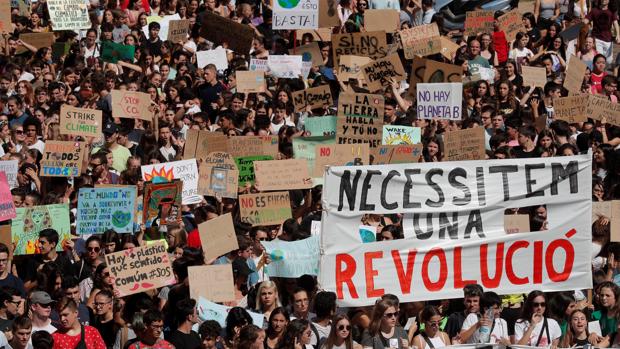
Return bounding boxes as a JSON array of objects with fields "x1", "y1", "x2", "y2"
[{"x1": 319, "y1": 154, "x2": 592, "y2": 306}]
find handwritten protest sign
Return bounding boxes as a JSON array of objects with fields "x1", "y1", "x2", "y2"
[
  {"x1": 199, "y1": 213, "x2": 239, "y2": 261},
  {"x1": 504, "y1": 214, "x2": 531, "y2": 234},
  {"x1": 0, "y1": 172, "x2": 16, "y2": 223},
  {"x1": 183, "y1": 130, "x2": 229, "y2": 160},
  {"x1": 111, "y1": 90, "x2": 152, "y2": 121},
  {"x1": 364, "y1": 9, "x2": 399, "y2": 33},
  {"x1": 142, "y1": 159, "x2": 200, "y2": 204},
  {"x1": 337, "y1": 55, "x2": 373, "y2": 82},
  {"x1": 337, "y1": 93, "x2": 384, "y2": 148},
  {"x1": 249, "y1": 59, "x2": 269, "y2": 72},
  {"x1": 0, "y1": 160, "x2": 18, "y2": 188},
  {"x1": 143, "y1": 180, "x2": 182, "y2": 228},
  {"x1": 235, "y1": 155, "x2": 273, "y2": 187},
  {"x1": 142, "y1": 14, "x2": 180, "y2": 40},
  {"x1": 313, "y1": 144, "x2": 369, "y2": 177},
  {"x1": 254, "y1": 159, "x2": 312, "y2": 191},
  {"x1": 382, "y1": 126, "x2": 421, "y2": 145},
  {"x1": 440, "y1": 36, "x2": 460, "y2": 60},
  {"x1": 198, "y1": 152, "x2": 238, "y2": 199},
  {"x1": 400, "y1": 23, "x2": 441, "y2": 58},
  {"x1": 371, "y1": 144, "x2": 423, "y2": 164},
  {"x1": 236, "y1": 71, "x2": 266, "y2": 93},
  {"x1": 498, "y1": 10, "x2": 526, "y2": 41},
  {"x1": 464, "y1": 10, "x2": 494, "y2": 36},
  {"x1": 47, "y1": 0, "x2": 90, "y2": 30},
  {"x1": 263, "y1": 235, "x2": 320, "y2": 277},
  {"x1": 593, "y1": 201, "x2": 620, "y2": 241},
  {"x1": 332, "y1": 31, "x2": 387, "y2": 65},
  {"x1": 416, "y1": 83, "x2": 463, "y2": 120},
  {"x1": 196, "y1": 47, "x2": 228, "y2": 71},
  {"x1": 12, "y1": 204, "x2": 70, "y2": 255},
  {"x1": 77, "y1": 187, "x2": 136, "y2": 234},
  {"x1": 361, "y1": 54, "x2": 406, "y2": 91},
  {"x1": 167, "y1": 19, "x2": 190, "y2": 42},
  {"x1": 553, "y1": 95, "x2": 588, "y2": 123},
  {"x1": 521, "y1": 66, "x2": 547, "y2": 88},
  {"x1": 268, "y1": 55, "x2": 303, "y2": 78},
  {"x1": 189, "y1": 265, "x2": 235, "y2": 302},
  {"x1": 290, "y1": 42, "x2": 323, "y2": 66},
  {"x1": 291, "y1": 85, "x2": 333, "y2": 112},
  {"x1": 297, "y1": 28, "x2": 332, "y2": 41},
  {"x1": 564, "y1": 55, "x2": 587, "y2": 94},
  {"x1": 239, "y1": 191, "x2": 292, "y2": 226},
  {"x1": 106, "y1": 242, "x2": 175, "y2": 297},
  {"x1": 443, "y1": 127, "x2": 486, "y2": 161},
  {"x1": 200, "y1": 11, "x2": 254, "y2": 54},
  {"x1": 273, "y1": 0, "x2": 318, "y2": 29},
  {"x1": 40, "y1": 141, "x2": 85, "y2": 177},
  {"x1": 60, "y1": 105, "x2": 102, "y2": 138},
  {"x1": 423, "y1": 60, "x2": 463, "y2": 83},
  {"x1": 305, "y1": 116, "x2": 337, "y2": 137},
  {"x1": 227, "y1": 136, "x2": 279, "y2": 158},
  {"x1": 586, "y1": 94, "x2": 620, "y2": 126},
  {"x1": 293, "y1": 136, "x2": 336, "y2": 183}
]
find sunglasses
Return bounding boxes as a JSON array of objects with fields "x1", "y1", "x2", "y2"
[
  {"x1": 338, "y1": 325, "x2": 351, "y2": 331},
  {"x1": 383, "y1": 312, "x2": 398, "y2": 318},
  {"x1": 533, "y1": 302, "x2": 546, "y2": 307},
  {"x1": 87, "y1": 247, "x2": 101, "y2": 252},
  {"x1": 14, "y1": 130, "x2": 24, "y2": 134}
]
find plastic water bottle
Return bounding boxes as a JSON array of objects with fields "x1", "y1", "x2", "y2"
[{"x1": 478, "y1": 308, "x2": 494, "y2": 343}]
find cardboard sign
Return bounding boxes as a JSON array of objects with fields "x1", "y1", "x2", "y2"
[
  {"x1": 305, "y1": 116, "x2": 337, "y2": 137},
  {"x1": 290, "y1": 42, "x2": 323, "y2": 66},
  {"x1": 440, "y1": 36, "x2": 460, "y2": 60},
  {"x1": 559, "y1": 22, "x2": 584, "y2": 42},
  {"x1": 521, "y1": 66, "x2": 547, "y2": 88},
  {"x1": 593, "y1": 201, "x2": 620, "y2": 241},
  {"x1": 464, "y1": 10, "x2": 494, "y2": 36},
  {"x1": 59, "y1": 105, "x2": 102, "y2": 138},
  {"x1": 443, "y1": 127, "x2": 486, "y2": 161},
  {"x1": 200, "y1": 11, "x2": 254, "y2": 54},
  {"x1": 0, "y1": 0, "x2": 11, "y2": 32},
  {"x1": 143, "y1": 180, "x2": 183, "y2": 228},
  {"x1": 235, "y1": 155, "x2": 273, "y2": 187},
  {"x1": 47, "y1": 0, "x2": 90, "y2": 30},
  {"x1": 189, "y1": 265, "x2": 235, "y2": 302},
  {"x1": 313, "y1": 144, "x2": 370, "y2": 177},
  {"x1": 498, "y1": 10, "x2": 526, "y2": 41},
  {"x1": 337, "y1": 55, "x2": 372, "y2": 82},
  {"x1": 423, "y1": 60, "x2": 463, "y2": 83},
  {"x1": 198, "y1": 152, "x2": 238, "y2": 199},
  {"x1": 408, "y1": 57, "x2": 427, "y2": 96},
  {"x1": 416, "y1": 83, "x2": 463, "y2": 120},
  {"x1": 586, "y1": 95, "x2": 620, "y2": 126},
  {"x1": 337, "y1": 93, "x2": 385, "y2": 148},
  {"x1": 504, "y1": 214, "x2": 531, "y2": 234},
  {"x1": 239, "y1": 191, "x2": 292, "y2": 226},
  {"x1": 364, "y1": 9, "x2": 400, "y2": 33},
  {"x1": 183, "y1": 130, "x2": 229, "y2": 160},
  {"x1": 362, "y1": 54, "x2": 406, "y2": 92},
  {"x1": 273, "y1": 0, "x2": 318, "y2": 29},
  {"x1": 142, "y1": 159, "x2": 200, "y2": 204},
  {"x1": 77, "y1": 187, "x2": 136, "y2": 234},
  {"x1": 106, "y1": 242, "x2": 175, "y2": 297},
  {"x1": 0, "y1": 161, "x2": 18, "y2": 188},
  {"x1": 564, "y1": 55, "x2": 587, "y2": 94},
  {"x1": 0, "y1": 172, "x2": 16, "y2": 223},
  {"x1": 332, "y1": 31, "x2": 387, "y2": 65},
  {"x1": 553, "y1": 95, "x2": 588, "y2": 123},
  {"x1": 199, "y1": 213, "x2": 239, "y2": 261},
  {"x1": 292, "y1": 85, "x2": 333, "y2": 112},
  {"x1": 293, "y1": 136, "x2": 336, "y2": 183},
  {"x1": 11, "y1": 204, "x2": 70, "y2": 255},
  {"x1": 297, "y1": 28, "x2": 332, "y2": 41},
  {"x1": 400, "y1": 23, "x2": 441, "y2": 58},
  {"x1": 371, "y1": 144, "x2": 423, "y2": 164},
  {"x1": 142, "y1": 14, "x2": 180, "y2": 41},
  {"x1": 227, "y1": 136, "x2": 279, "y2": 158},
  {"x1": 111, "y1": 90, "x2": 152, "y2": 121},
  {"x1": 254, "y1": 159, "x2": 312, "y2": 191},
  {"x1": 167, "y1": 19, "x2": 191, "y2": 43},
  {"x1": 236, "y1": 71, "x2": 266, "y2": 93},
  {"x1": 382, "y1": 126, "x2": 421, "y2": 145},
  {"x1": 318, "y1": 0, "x2": 339, "y2": 27},
  {"x1": 40, "y1": 141, "x2": 85, "y2": 177},
  {"x1": 17, "y1": 33, "x2": 54, "y2": 54}
]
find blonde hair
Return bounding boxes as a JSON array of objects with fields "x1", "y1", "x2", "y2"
[{"x1": 255, "y1": 281, "x2": 281, "y2": 312}]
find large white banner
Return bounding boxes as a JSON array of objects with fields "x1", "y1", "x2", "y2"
[{"x1": 319, "y1": 154, "x2": 592, "y2": 306}]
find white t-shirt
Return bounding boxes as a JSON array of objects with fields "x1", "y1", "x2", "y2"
[
  {"x1": 514, "y1": 318, "x2": 562, "y2": 347},
  {"x1": 462, "y1": 313, "x2": 509, "y2": 344}
]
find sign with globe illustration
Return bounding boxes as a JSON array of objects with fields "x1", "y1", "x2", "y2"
[{"x1": 273, "y1": 0, "x2": 318, "y2": 29}]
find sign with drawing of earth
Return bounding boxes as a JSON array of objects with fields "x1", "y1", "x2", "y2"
[{"x1": 273, "y1": 0, "x2": 319, "y2": 30}]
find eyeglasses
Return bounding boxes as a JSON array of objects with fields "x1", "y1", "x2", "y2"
[
  {"x1": 89, "y1": 162, "x2": 102, "y2": 168},
  {"x1": 87, "y1": 246, "x2": 101, "y2": 252},
  {"x1": 102, "y1": 272, "x2": 111, "y2": 277},
  {"x1": 533, "y1": 302, "x2": 546, "y2": 308},
  {"x1": 427, "y1": 321, "x2": 441, "y2": 326},
  {"x1": 383, "y1": 312, "x2": 398, "y2": 318},
  {"x1": 338, "y1": 325, "x2": 351, "y2": 331},
  {"x1": 14, "y1": 130, "x2": 24, "y2": 134},
  {"x1": 7, "y1": 300, "x2": 22, "y2": 305}
]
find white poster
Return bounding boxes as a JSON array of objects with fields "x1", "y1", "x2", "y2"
[
  {"x1": 268, "y1": 55, "x2": 303, "y2": 78},
  {"x1": 196, "y1": 47, "x2": 229, "y2": 71},
  {"x1": 319, "y1": 154, "x2": 592, "y2": 306},
  {"x1": 141, "y1": 14, "x2": 181, "y2": 41},
  {"x1": 416, "y1": 82, "x2": 463, "y2": 120},
  {"x1": 47, "y1": 0, "x2": 91, "y2": 30},
  {"x1": 141, "y1": 159, "x2": 200, "y2": 205},
  {"x1": 273, "y1": 0, "x2": 319, "y2": 29},
  {"x1": 0, "y1": 160, "x2": 18, "y2": 188}
]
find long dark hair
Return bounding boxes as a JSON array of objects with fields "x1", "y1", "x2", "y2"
[
  {"x1": 277, "y1": 319, "x2": 310, "y2": 349},
  {"x1": 323, "y1": 314, "x2": 354, "y2": 349},
  {"x1": 519, "y1": 290, "x2": 547, "y2": 322},
  {"x1": 266, "y1": 307, "x2": 290, "y2": 338}
]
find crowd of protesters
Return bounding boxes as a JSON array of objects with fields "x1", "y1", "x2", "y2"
[{"x1": 0, "y1": 0, "x2": 619, "y2": 347}]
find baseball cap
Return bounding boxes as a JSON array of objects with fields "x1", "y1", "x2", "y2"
[
  {"x1": 30, "y1": 291, "x2": 55, "y2": 305},
  {"x1": 102, "y1": 122, "x2": 118, "y2": 136}
]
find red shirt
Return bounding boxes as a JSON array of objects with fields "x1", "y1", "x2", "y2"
[
  {"x1": 52, "y1": 326, "x2": 106, "y2": 349},
  {"x1": 493, "y1": 30, "x2": 509, "y2": 64},
  {"x1": 127, "y1": 339, "x2": 176, "y2": 349},
  {"x1": 187, "y1": 228, "x2": 201, "y2": 248}
]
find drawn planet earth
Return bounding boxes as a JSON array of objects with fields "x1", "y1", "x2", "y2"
[{"x1": 278, "y1": 0, "x2": 300, "y2": 9}]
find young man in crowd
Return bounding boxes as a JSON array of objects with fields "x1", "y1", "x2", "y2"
[
  {"x1": 52, "y1": 298, "x2": 106, "y2": 348},
  {"x1": 446, "y1": 284, "x2": 484, "y2": 341}
]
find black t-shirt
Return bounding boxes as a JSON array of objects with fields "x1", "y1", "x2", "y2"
[
  {"x1": 0, "y1": 273, "x2": 26, "y2": 297},
  {"x1": 197, "y1": 81, "x2": 225, "y2": 123},
  {"x1": 445, "y1": 311, "x2": 467, "y2": 339},
  {"x1": 166, "y1": 329, "x2": 201, "y2": 349},
  {"x1": 513, "y1": 146, "x2": 541, "y2": 158},
  {"x1": 93, "y1": 317, "x2": 116, "y2": 349}
]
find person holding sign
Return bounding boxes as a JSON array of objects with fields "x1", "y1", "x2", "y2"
[{"x1": 514, "y1": 290, "x2": 562, "y2": 347}]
